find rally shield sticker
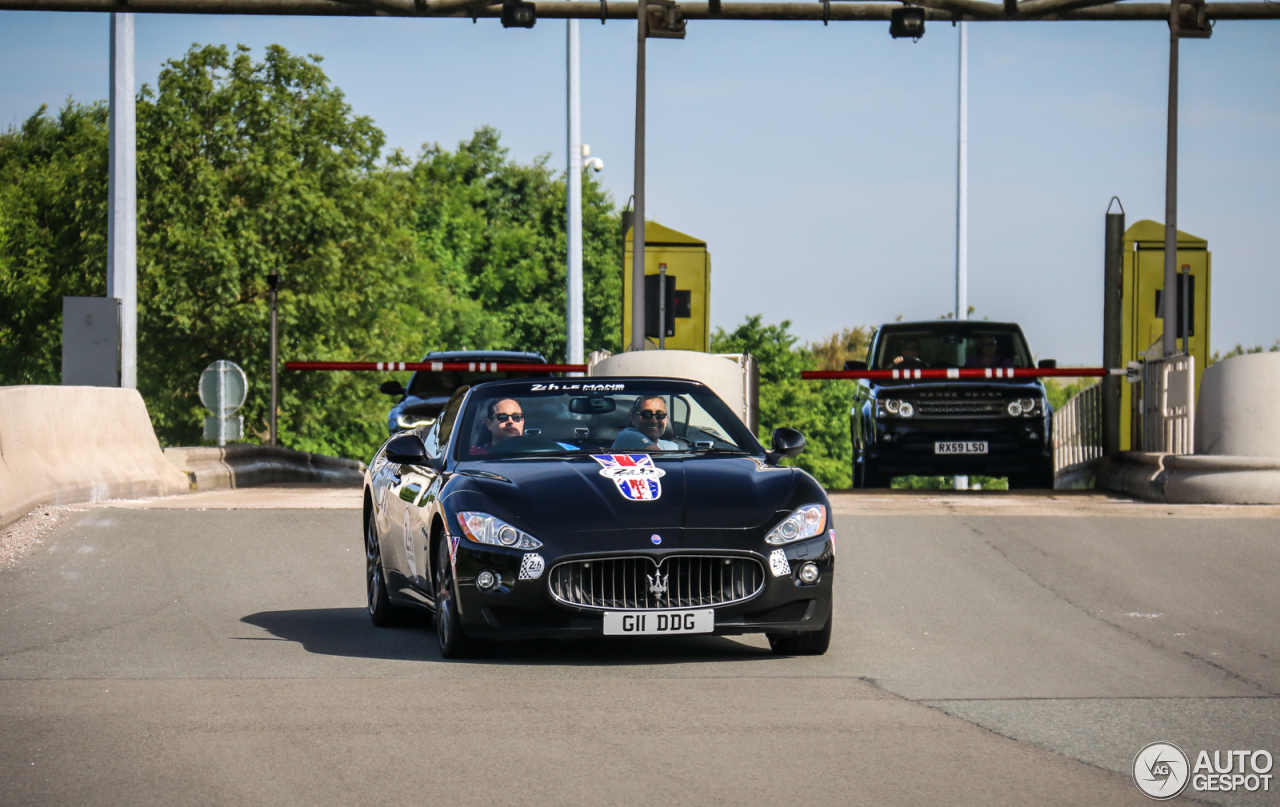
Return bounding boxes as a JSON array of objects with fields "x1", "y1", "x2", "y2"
[{"x1": 591, "y1": 454, "x2": 666, "y2": 502}]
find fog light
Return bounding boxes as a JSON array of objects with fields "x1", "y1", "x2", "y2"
[
  {"x1": 477, "y1": 570, "x2": 499, "y2": 590},
  {"x1": 797, "y1": 562, "x2": 820, "y2": 584}
]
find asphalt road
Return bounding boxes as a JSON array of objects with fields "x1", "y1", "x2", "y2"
[{"x1": 1, "y1": 486, "x2": 1277, "y2": 806}]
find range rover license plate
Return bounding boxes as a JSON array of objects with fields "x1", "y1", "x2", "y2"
[
  {"x1": 603, "y1": 610, "x2": 714, "y2": 636},
  {"x1": 935, "y1": 441, "x2": 988, "y2": 455}
]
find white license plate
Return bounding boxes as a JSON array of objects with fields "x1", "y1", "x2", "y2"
[
  {"x1": 603, "y1": 610, "x2": 714, "y2": 636},
  {"x1": 935, "y1": 441, "x2": 989, "y2": 455}
]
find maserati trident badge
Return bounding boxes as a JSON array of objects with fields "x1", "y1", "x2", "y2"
[{"x1": 647, "y1": 570, "x2": 668, "y2": 597}]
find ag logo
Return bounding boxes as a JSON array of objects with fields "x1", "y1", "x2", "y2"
[{"x1": 1134, "y1": 742, "x2": 1190, "y2": 800}]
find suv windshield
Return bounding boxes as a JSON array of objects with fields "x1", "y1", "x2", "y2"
[
  {"x1": 408, "y1": 369, "x2": 543, "y2": 399},
  {"x1": 873, "y1": 325, "x2": 1032, "y2": 370},
  {"x1": 454, "y1": 384, "x2": 759, "y2": 459}
]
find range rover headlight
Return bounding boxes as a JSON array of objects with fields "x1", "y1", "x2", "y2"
[
  {"x1": 897, "y1": 401, "x2": 914, "y2": 418},
  {"x1": 396, "y1": 413, "x2": 436, "y2": 430},
  {"x1": 457, "y1": 512, "x2": 542, "y2": 550},
  {"x1": 765, "y1": 504, "x2": 828, "y2": 545},
  {"x1": 1020, "y1": 398, "x2": 1037, "y2": 415},
  {"x1": 1007, "y1": 400, "x2": 1024, "y2": 417},
  {"x1": 885, "y1": 399, "x2": 901, "y2": 414}
]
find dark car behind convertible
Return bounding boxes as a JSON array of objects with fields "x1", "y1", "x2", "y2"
[
  {"x1": 379, "y1": 350, "x2": 550, "y2": 434},
  {"x1": 850, "y1": 321, "x2": 1056, "y2": 488},
  {"x1": 364, "y1": 377, "x2": 834, "y2": 658}
]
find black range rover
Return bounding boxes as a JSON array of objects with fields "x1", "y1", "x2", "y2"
[{"x1": 850, "y1": 321, "x2": 1056, "y2": 489}]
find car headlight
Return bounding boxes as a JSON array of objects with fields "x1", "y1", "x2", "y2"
[
  {"x1": 396, "y1": 413, "x2": 436, "y2": 430},
  {"x1": 765, "y1": 504, "x2": 827, "y2": 545},
  {"x1": 457, "y1": 511, "x2": 542, "y2": 550},
  {"x1": 876, "y1": 399, "x2": 913, "y2": 419}
]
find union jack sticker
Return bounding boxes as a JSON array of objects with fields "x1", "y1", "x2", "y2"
[{"x1": 591, "y1": 454, "x2": 666, "y2": 502}]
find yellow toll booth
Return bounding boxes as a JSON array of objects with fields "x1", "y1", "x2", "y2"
[
  {"x1": 1120, "y1": 219, "x2": 1212, "y2": 449},
  {"x1": 623, "y1": 222, "x2": 711, "y2": 352}
]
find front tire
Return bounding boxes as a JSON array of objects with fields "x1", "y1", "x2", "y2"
[
  {"x1": 1009, "y1": 461, "x2": 1055, "y2": 490},
  {"x1": 366, "y1": 510, "x2": 397, "y2": 627},
  {"x1": 858, "y1": 451, "x2": 891, "y2": 489},
  {"x1": 767, "y1": 607, "x2": 833, "y2": 656},
  {"x1": 435, "y1": 537, "x2": 478, "y2": 659}
]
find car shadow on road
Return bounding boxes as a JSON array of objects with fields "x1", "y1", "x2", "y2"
[{"x1": 240, "y1": 608, "x2": 776, "y2": 666}]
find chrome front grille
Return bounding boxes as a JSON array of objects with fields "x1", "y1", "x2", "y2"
[
  {"x1": 915, "y1": 396, "x2": 1005, "y2": 416},
  {"x1": 548, "y1": 555, "x2": 765, "y2": 611}
]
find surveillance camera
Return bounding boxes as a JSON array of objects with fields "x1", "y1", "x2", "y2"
[{"x1": 588, "y1": 157, "x2": 604, "y2": 172}]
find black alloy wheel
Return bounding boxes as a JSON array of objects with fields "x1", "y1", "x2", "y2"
[
  {"x1": 366, "y1": 510, "x2": 396, "y2": 627},
  {"x1": 767, "y1": 606, "x2": 833, "y2": 656},
  {"x1": 435, "y1": 536, "x2": 474, "y2": 659},
  {"x1": 858, "y1": 451, "x2": 891, "y2": 489},
  {"x1": 1008, "y1": 461, "x2": 1056, "y2": 490}
]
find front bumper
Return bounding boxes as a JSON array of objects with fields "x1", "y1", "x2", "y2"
[
  {"x1": 449, "y1": 532, "x2": 835, "y2": 640},
  {"x1": 867, "y1": 416, "x2": 1051, "y2": 476}
]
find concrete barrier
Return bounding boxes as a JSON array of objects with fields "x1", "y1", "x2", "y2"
[
  {"x1": 1098, "y1": 354, "x2": 1280, "y2": 503},
  {"x1": 0, "y1": 385, "x2": 190, "y2": 527},
  {"x1": 164, "y1": 445, "x2": 366, "y2": 491}
]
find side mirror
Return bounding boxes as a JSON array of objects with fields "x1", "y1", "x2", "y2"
[
  {"x1": 1037, "y1": 359, "x2": 1057, "y2": 370},
  {"x1": 768, "y1": 427, "x2": 806, "y2": 463},
  {"x1": 380, "y1": 380, "x2": 406, "y2": 396},
  {"x1": 843, "y1": 360, "x2": 868, "y2": 371},
  {"x1": 385, "y1": 433, "x2": 428, "y2": 465}
]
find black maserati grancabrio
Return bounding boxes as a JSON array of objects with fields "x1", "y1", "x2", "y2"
[{"x1": 363, "y1": 377, "x2": 834, "y2": 658}]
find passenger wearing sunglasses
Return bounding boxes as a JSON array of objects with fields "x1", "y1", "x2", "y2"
[
  {"x1": 611, "y1": 395, "x2": 679, "y2": 451},
  {"x1": 470, "y1": 398, "x2": 525, "y2": 455}
]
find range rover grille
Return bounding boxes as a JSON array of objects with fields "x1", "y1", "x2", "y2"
[
  {"x1": 915, "y1": 395, "x2": 1006, "y2": 416},
  {"x1": 548, "y1": 555, "x2": 765, "y2": 611}
]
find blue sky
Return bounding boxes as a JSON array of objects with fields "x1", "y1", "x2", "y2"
[{"x1": 2, "y1": 11, "x2": 1277, "y2": 364}]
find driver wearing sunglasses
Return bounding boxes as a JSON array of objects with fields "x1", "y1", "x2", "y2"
[
  {"x1": 611, "y1": 395, "x2": 679, "y2": 451},
  {"x1": 470, "y1": 397, "x2": 525, "y2": 455}
]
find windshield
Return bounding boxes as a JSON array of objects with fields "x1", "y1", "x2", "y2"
[
  {"x1": 407, "y1": 368, "x2": 546, "y2": 399},
  {"x1": 873, "y1": 327, "x2": 1032, "y2": 370},
  {"x1": 454, "y1": 384, "x2": 760, "y2": 459}
]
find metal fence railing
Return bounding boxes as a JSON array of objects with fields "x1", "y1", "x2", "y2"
[
  {"x1": 1053, "y1": 382, "x2": 1103, "y2": 475},
  {"x1": 1141, "y1": 354, "x2": 1196, "y2": 454}
]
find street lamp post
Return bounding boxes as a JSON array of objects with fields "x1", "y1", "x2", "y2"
[
  {"x1": 1162, "y1": 0, "x2": 1181, "y2": 358},
  {"x1": 630, "y1": 0, "x2": 648, "y2": 352},
  {"x1": 566, "y1": 20, "x2": 584, "y2": 367},
  {"x1": 108, "y1": 12, "x2": 137, "y2": 390}
]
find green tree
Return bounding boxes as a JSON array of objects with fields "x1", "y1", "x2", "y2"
[
  {"x1": 132, "y1": 44, "x2": 480, "y2": 458},
  {"x1": 711, "y1": 315, "x2": 852, "y2": 489},
  {"x1": 409, "y1": 127, "x2": 622, "y2": 361},
  {"x1": 0, "y1": 103, "x2": 110, "y2": 384}
]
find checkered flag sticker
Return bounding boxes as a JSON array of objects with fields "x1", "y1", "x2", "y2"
[{"x1": 519, "y1": 553, "x2": 546, "y2": 580}]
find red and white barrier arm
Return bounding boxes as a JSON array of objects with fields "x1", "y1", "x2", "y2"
[
  {"x1": 285, "y1": 361, "x2": 588, "y2": 373},
  {"x1": 800, "y1": 367, "x2": 1130, "y2": 381}
]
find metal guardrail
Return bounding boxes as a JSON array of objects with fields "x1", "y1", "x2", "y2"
[
  {"x1": 1052, "y1": 382, "x2": 1103, "y2": 475},
  {"x1": 1142, "y1": 355, "x2": 1196, "y2": 454}
]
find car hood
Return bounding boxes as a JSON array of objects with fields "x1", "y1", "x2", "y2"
[{"x1": 447, "y1": 454, "x2": 799, "y2": 534}]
